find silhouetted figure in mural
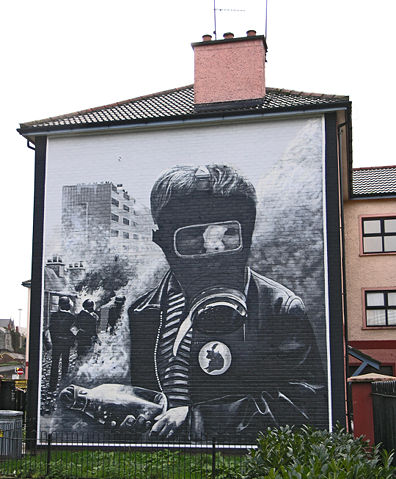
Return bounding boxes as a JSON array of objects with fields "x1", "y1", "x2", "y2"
[
  {"x1": 205, "y1": 343, "x2": 224, "y2": 373},
  {"x1": 49, "y1": 296, "x2": 75, "y2": 392},
  {"x1": 76, "y1": 299, "x2": 100, "y2": 359},
  {"x1": 127, "y1": 164, "x2": 325, "y2": 441},
  {"x1": 107, "y1": 296, "x2": 126, "y2": 335}
]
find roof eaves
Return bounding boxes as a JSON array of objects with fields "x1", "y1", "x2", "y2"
[
  {"x1": 17, "y1": 100, "x2": 351, "y2": 138},
  {"x1": 350, "y1": 192, "x2": 396, "y2": 199}
]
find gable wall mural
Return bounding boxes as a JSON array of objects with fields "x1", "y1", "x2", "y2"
[{"x1": 37, "y1": 115, "x2": 333, "y2": 444}]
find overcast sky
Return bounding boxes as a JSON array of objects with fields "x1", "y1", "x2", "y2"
[{"x1": 1, "y1": 0, "x2": 395, "y2": 327}]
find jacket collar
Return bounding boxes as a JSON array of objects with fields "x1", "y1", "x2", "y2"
[
  {"x1": 133, "y1": 267, "x2": 252, "y2": 313},
  {"x1": 133, "y1": 270, "x2": 174, "y2": 312}
]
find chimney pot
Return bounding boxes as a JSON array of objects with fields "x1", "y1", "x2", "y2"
[
  {"x1": 202, "y1": 34, "x2": 212, "y2": 42},
  {"x1": 223, "y1": 32, "x2": 234, "y2": 39},
  {"x1": 246, "y1": 29, "x2": 257, "y2": 37}
]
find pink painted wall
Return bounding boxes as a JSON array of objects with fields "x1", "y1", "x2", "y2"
[
  {"x1": 344, "y1": 198, "x2": 396, "y2": 342},
  {"x1": 193, "y1": 36, "x2": 266, "y2": 104}
]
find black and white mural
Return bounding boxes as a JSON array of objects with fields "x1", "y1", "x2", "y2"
[{"x1": 39, "y1": 116, "x2": 330, "y2": 443}]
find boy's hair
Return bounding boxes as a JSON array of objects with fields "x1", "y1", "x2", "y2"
[{"x1": 150, "y1": 165, "x2": 256, "y2": 225}]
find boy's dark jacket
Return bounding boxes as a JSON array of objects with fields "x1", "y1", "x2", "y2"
[{"x1": 128, "y1": 268, "x2": 326, "y2": 440}]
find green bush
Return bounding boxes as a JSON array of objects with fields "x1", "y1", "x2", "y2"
[{"x1": 243, "y1": 425, "x2": 395, "y2": 479}]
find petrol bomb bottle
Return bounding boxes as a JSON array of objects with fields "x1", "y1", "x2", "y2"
[{"x1": 59, "y1": 383, "x2": 167, "y2": 430}]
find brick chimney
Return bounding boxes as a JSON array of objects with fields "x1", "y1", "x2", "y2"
[
  {"x1": 46, "y1": 256, "x2": 65, "y2": 277},
  {"x1": 192, "y1": 30, "x2": 267, "y2": 109}
]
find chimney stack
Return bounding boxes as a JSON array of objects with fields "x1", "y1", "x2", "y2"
[
  {"x1": 192, "y1": 30, "x2": 267, "y2": 108},
  {"x1": 46, "y1": 256, "x2": 65, "y2": 278}
]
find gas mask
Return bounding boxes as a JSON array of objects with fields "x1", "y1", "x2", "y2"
[{"x1": 153, "y1": 189, "x2": 256, "y2": 349}]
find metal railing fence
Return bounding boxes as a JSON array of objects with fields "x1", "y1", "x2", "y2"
[{"x1": 0, "y1": 428, "x2": 250, "y2": 479}]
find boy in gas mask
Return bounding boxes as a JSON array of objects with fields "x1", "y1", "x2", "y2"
[{"x1": 128, "y1": 165, "x2": 325, "y2": 441}]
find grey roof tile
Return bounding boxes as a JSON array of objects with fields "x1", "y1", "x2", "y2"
[
  {"x1": 19, "y1": 85, "x2": 349, "y2": 133},
  {"x1": 352, "y1": 166, "x2": 396, "y2": 197}
]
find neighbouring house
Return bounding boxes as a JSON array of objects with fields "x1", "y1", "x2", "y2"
[
  {"x1": 0, "y1": 318, "x2": 27, "y2": 379},
  {"x1": 21, "y1": 280, "x2": 31, "y2": 379},
  {"x1": 0, "y1": 318, "x2": 15, "y2": 331},
  {"x1": 0, "y1": 326, "x2": 13, "y2": 352},
  {"x1": 19, "y1": 31, "x2": 351, "y2": 440},
  {"x1": 0, "y1": 319, "x2": 26, "y2": 354},
  {"x1": 345, "y1": 166, "x2": 396, "y2": 376}
]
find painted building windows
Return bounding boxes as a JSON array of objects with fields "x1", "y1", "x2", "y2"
[
  {"x1": 111, "y1": 229, "x2": 119, "y2": 237},
  {"x1": 123, "y1": 218, "x2": 130, "y2": 225},
  {"x1": 362, "y1": 217, "x2": 396, "y2": 253},
  {"x1": 111, "y1": 214, "x2": 119, "y2": 222},
  {"x1": 111, "y1": 198, "x2": 120, "y2": 207},
  {"x1": 123, "y1": 204, "x2": 130, "y2": 212},
  {"x1": 365, "y1": 290, "x2": 396, "y2": 327},
  {"x1": 123, "y1": 232, "x2": 129, "y2": 239}
]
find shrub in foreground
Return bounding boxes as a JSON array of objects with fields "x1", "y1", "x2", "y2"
[{"x1": 242, "y1": 425, "x2": 395, "y2": 479}]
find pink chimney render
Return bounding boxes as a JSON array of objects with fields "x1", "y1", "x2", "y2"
[{"x1": 192, "y1": 30, "x2": 267, "y2": 105}]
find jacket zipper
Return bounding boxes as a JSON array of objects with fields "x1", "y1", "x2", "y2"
[{"x1": 153, "y1": 310, "x2": 163, "y2": 392}]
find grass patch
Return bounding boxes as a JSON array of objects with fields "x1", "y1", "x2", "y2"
[{"x1": 0, "y1": 448, "x2": 228, "y2": 479}]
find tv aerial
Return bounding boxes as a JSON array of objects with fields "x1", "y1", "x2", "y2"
[
  {"x1": 212, "y1": 0, "x2": 269, "y2": 40},
  {"x1": 213, "y1": 0, "x2": 245, "y2": 40}
]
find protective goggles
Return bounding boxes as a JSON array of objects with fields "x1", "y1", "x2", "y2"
[{"x1": 173, "y1": 221, "x2": 242, "y2": 258}]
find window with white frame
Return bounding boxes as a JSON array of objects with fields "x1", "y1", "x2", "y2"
[
  {"x1": 362, "y1": 217, "x2": 396, "y2": 253},
  {"x1": 365, "y1": 290, "x2": 396, "y2": 327}
]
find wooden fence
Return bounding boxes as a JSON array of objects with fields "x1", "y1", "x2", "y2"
[{"x1": 372, "y1": 380, "x2": 396, "y2": 459}]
